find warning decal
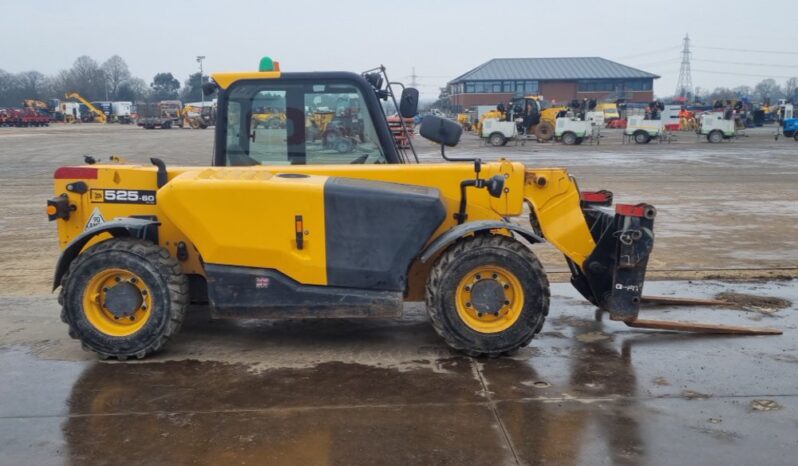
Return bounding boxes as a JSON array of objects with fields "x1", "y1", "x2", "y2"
[{"x1": 85, "y1": 207, "x2": 105, "y2": 230}]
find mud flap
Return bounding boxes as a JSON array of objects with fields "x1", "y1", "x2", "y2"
[{"x1": 569, "y1": 202, "x2": 656, "y2": 321}]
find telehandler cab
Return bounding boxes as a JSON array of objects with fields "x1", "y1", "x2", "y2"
[{"x1": 47, "y1": 58, "x2": 778, "y2": 360}]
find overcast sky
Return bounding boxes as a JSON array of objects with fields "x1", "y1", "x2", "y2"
[{"x1": 3, "y1": 0, "x2": 797, "y2": 99}]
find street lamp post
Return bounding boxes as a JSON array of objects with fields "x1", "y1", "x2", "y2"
[{"x1": 196, "y1": 55, "x2": 206, "y2": 106}]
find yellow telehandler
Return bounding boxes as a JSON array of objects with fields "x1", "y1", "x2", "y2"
[{"x1": 47, "y1": 57, "x2": 778, "y2": 360}]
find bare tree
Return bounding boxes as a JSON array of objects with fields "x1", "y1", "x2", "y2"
[
  {"x1": 117, "y1": 77, "x2": 149, "y2": 102},
  {"x1": 754, "y1": 78, "x2": 784, "y2": 102},
  {"x1": 65, "y1": 56, "x2": 107, "y2": 100},
  {"x1": 783, "y1": 77, "x2": 798, "y2": 102},
  {"x1": 102, "y1": 55, "x2": 131, "y2": 100},
  {"x1": 17, "y1": 71, "x2": 47, "y2": 99},
  {"x1": 732, "y1": 85, "x2": 753, "y2": 98}
]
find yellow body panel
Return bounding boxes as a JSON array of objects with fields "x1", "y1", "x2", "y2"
[
  {"x1": 53, "y1": 162, "x2": 596, "y2": 296},
  {"x1": 158, "y1": 169, "x2": 329, "y2": 285},
  {"x1": 210, "y1": 71, "x2": 281, "y2": 89},
  {"x1": 523, "y1": 169, "x2": 596, "y2": 265}
]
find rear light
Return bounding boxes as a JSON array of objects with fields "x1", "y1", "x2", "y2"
[
  {"x1": 54, "y1": 166, "x2": 97, "y2": 179},
  {"x1": 580, "y1": 190, "x2": 613, "y2": 206},
  {"x1": 615, "y1": 203, "x2": 657, "y2": 219},
  {"x1": 47, "y1": 194, "x2": 72, "y2": 221}
]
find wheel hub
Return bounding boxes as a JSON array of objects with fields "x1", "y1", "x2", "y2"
[
  {"x1": 470, "y1": 279, "x2": 505, "y2": 314},
  {"x1": 104, "y1": 282, "x2": 144, "y2": 318}
]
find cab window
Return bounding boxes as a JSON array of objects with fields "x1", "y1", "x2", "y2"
[{"x1": 224, "y1": 81, "x2": 387, "y2": 166}]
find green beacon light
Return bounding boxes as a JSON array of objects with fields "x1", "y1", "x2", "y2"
[{"x1": 259, "y1": 56, "x2": 275, "y2": 72}]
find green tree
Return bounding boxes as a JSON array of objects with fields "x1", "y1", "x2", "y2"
[
  {"x1": 181, "y1": 72, "x2": 209, "y2": 103},
  {"x1": 150, "y1": 72, "x2": 180, "y2": 100}
]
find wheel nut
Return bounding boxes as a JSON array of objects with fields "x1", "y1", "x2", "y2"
[
  {"x1": 115, "y1": 276, "x2": 121, "y2": 282},
  {"x1": 130, "y1": 277, "x2": 138, "y2": 284},
  {"x1": 475, "y1": 274, "x2": 481, "y2": 280},
  {"x1": 141, "y1": 305, "x2": 147, "y2": 310},
  {"x1": 492, "y1": 273, "x2": 498, "y2": 279},
  {"x1": 504, "y1": 300, "x2": 511, "y2": 305},
  {"x1": 464, "y1": 286, "x2": 471, "y2": 292},
  {"x1": 129, "y1": 316, "x2": 135, "y2": 321},
  {"x1": 102, "y1": 287, "x2": 109, "y2": 292},
  {"x1": 503, "y1": 284, "x2": 509, "y2": 289},
  {"x1": 477, "y1": 312, "x2": 483, "y2": 317},
  {"x1": 465, "y1": 302, "x2": 472, "y2": 308},
  {"x1": 141, "y1": 290, "x2": 148, "y2": 296}
]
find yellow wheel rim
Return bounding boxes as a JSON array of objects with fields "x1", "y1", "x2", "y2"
[
  {"x1": 82, "y1": 268, "x2": 152, "y2": 337},
  {"x1": 456, "y1": 265, "x2": 524, "y2": 334}
]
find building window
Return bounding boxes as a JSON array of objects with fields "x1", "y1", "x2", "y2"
[
  {"x1": 578, "y1": 80, "x2": 615, "y2": 92},
  {"x1": 524, "y1": 81, "x2": 539, "y2": 94},
  {"x1": 624, "y1": 79, "x2": 652, "y2": 91},
  {"x1": 465, "y1": 82, "x2": 475, "y2": 93},
  {"x1": 503, "y1": 81, "x2": 514, "y2": 92}
]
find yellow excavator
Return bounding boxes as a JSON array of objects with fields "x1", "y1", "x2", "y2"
[
  {"x1": 46, "y1": 57, "x2": 779, "y2": 361},
  {"x1": 64, "y1": 92, "x2": 107, "y2": 123}
]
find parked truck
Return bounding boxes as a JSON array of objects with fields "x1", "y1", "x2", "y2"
[{"x1": 136, "y1": 101, "x2": 184, "y2": 129}]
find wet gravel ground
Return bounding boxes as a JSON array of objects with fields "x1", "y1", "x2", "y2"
[
  {"x1": 0, "y1": 123, "x2": 797, "y2": 465},
  {"x1": 1, "y1": 280, "x2": 797, "y2": 465}
]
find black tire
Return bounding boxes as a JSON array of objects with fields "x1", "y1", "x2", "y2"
[
  {"x1": 561, "y1": 132, "x2": 577, "y2": 145},
  {"x1": 708, "y1": 130, "x2": 723, "y2": 143},
  {"x1": 59, "y1": 238, "x2": 188, "y2": 360},
  {"x1": 575, "y1": 137, "x2": 584, "y2": 145},
  {"x1": 488, "y1": 132, "x2": 506, "y2": 147},
  {"x1": 425, "y1": 234, "x2": 550, "y2": 357},
  {"x1": 534, "y1": 122, "x2": 554, "y2": 141},
  {"x1": 634, "y1": 131, "x2": 650, "y2": 144}
]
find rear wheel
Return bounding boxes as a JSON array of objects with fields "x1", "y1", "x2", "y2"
[
  {"x1": 708, "y1": 130, "x2": 723, "y2": 143},
  {"x1": 634, "y1": 130, "x2": 650, "y2": 144},
  {"x1": 59, "y1": 238, "x2": 188, "y2": 360},
  {"x1": 488, "y1": 132, "x2": 506, "y2": 147},
  {"x1": 534, "y1": 122, "x2": 554, "y2": 141},
  {"x1": 426, "y1": 235, "x2": 550, "y2": 357}
]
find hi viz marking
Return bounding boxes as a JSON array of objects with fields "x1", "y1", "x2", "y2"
[{"x1": 85, "y1": 207, "x2": 105, "y2": 230}]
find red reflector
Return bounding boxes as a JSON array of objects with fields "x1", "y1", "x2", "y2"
[
  {"x1": 581, "y1": 191, "x2": 611, "y2": 203},
  {"x1": 54, "y1": 167, "x2": 98, "y2": 179},
  {"x1": 616, "y1": 203, "x2": 657, "y2": 219}
]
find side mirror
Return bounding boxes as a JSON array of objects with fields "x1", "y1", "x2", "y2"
[
  {"x1": 399, "y1": 88, "x2": 419, "y2": 118},
  {"x1": 202, "y1": 82, "x2": 217, "y2": 97},
  {"x1": 419, "y1": 115, "x2": 462, "y2": 147}
]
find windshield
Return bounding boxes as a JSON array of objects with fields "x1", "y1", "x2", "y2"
[{"x1": 224, "y1": 81, "x2": 387, "y2": 166}]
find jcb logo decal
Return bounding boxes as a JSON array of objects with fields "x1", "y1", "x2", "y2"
[{"x1": 90, "y1": 189, "x2": 156, "y2": 205}]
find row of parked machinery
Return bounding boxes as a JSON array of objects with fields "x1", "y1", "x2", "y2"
[
  {"x1": 0, "y1": 94, "x2": 217, "y2": 129},
  {"x1": 456, "y1": 97, "x2": 797, "y2": 145}
]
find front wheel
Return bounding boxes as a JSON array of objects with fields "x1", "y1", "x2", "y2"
[
  {"x1": 488, "y1": 132, "x2": 506, "y2": 147},
  {"x1": 561, "y1": 132, "x2": 577, "y2": 145},
  {"x1": 634, "y1": 131, "x2": 651, "y2": 144},
  {"x1": 426, "y1": 235, "x2": 550, "y2": 357},
  {"x1": 708, "y1": 130, "x2": 723, "y2": 143},
  {"x1": 59, "y1": 238, "x2": 188, "y2": 360}
]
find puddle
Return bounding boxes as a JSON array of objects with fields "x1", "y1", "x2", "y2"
[
  {"x1": 715, "y1": 292, "x2": 792, "y2": 313},
  {"x1": 750, "y1": 399, "x2": 782, "y2": 412}
]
